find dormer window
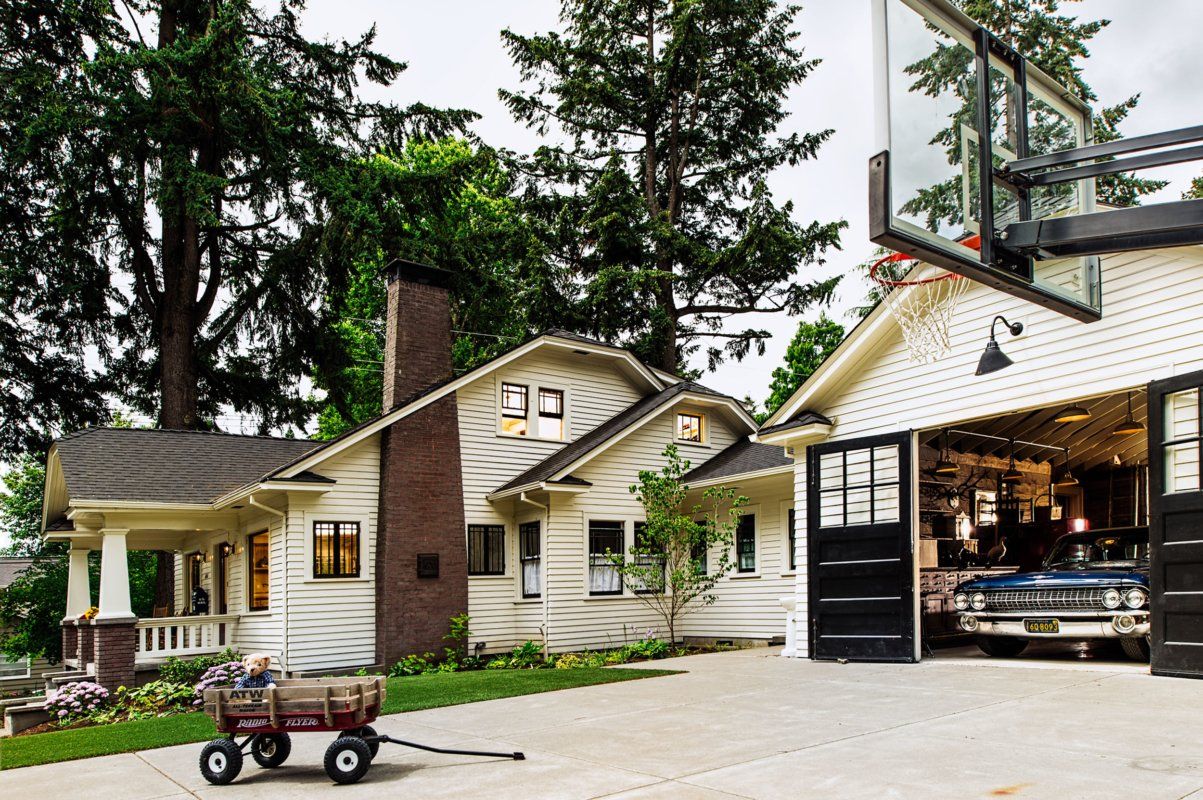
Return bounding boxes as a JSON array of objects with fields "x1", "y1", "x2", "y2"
[
  {"x1": 501, "y1": 383, "x2": 529, "y2": 436},
  {"x1": 677, "y1": 411, "x2": 704, "y2": 443},
  {"x1": 538, "y1": 389, "x2": 565, "y2": 439}
]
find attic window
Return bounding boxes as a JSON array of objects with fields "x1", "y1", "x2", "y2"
[
  {"x1": 677, "y1": 412, "x2": 704, "y2": 443},
  {"x1": 501, "y1": 383, "x2": 529, "y2": 436},
  {"x1": 538, "y1": 388, "x2": 564, "y2": 439}
]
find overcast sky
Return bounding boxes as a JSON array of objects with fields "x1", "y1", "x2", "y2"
[{"x1": 301, "y1": 0, "x2": 1202, "y2": 405}]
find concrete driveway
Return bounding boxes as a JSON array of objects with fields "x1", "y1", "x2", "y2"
[{"x1": 5, "y1": 647, "x2": 1203, "y2": 799}]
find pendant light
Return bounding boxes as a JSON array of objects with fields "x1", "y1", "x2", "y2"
[
  {"x1": 1001, "y1": 439, "x2": 1024, "y2": 484},
  {"x1": 934, "y1": 428, "x2": 959, "y2": 476},
  {"x1": 1055, "y1": 404, "x2": 1092, "y2": 423},
  {"x1": 1112, "y1": 391, "x2": 1146, "y2": 436},
  {"x1": 1054, "y1": 447, "x2": 1079, "y2": 488}
]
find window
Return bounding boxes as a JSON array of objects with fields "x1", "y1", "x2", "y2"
[
  {"x1": 538, "y1": 388, "x2": 565, "y2": 439},
  {"x1": 520, "y1": 521, "x2": 541, "y2": 598},
  {"x1": 677, "y1": 412, "x2": 704, "y2": 443},
  {"x1": 1164, "y1": 388, "x2": 1201, "y2": 493},
  {"x1": 248, "y1": 531, "x2": 269, "y2": 611},
  {"x1": 787, "y1": 509, "x2": 797, "y2": 572},
  {"x1": 313, "y1": 521, "x2": 361, "y2": 578},
  {"x1": 186, "y1": 552, "x2": 203, "y2": 595},
  {"x1": 691, "y1": 522, "x2": 708, "y2": 574},
  {"x1": 468, "y1": 524, "x2": 505, "y2": 575},
  {"x1": 501, "y1": 383, "x2": 529, "y2": 436},
  {"x1": 632, "y1": 522, "x2": 665, "y2": 594},
  {"x1": 588, "y1": 521, "x2": 624, "y2": 595},
  {"x1": 0, "y1": 652, "x2": 29, "y2": 679},
  {"x1": 736, "y1": 514, "x2": 756, "y2": 573}
]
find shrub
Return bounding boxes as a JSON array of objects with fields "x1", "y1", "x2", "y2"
[
  {"x1": 388, "y1": 653, "x2": 435, "y2": 677},
  {"x1": 507, "y1": 640, "x2": 544, "y2": 669},
  {"x1": 91, "y1": 680, "x2": 194, "y2": 724},
  {"x1": 485, "y1": 656, "x2": 511, "y2": 670},
  {"x1": 623, "y1": 636, "x2": 670, "y2": 661},
  {"x1": 192, "y1": 660, "x2": 247, "y2": 705},
  {"x1": 47, "y1": 681, "x2": 109, "y2": 724},
  {"x1": 552, "y1": 653, "x2": 586, "y2": 670},
  {"x1": 159, "y1": 647, "x2": 240, "y2": 685}
]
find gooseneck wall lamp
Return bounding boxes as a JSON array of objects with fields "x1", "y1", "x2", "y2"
[{"x1": 975, "y1": 316, "x2": 1024, "y2": 376}]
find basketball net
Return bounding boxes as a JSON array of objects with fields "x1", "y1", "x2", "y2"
[{"x1": 869, "y1": 236, "x2": 978, "y2": 364}]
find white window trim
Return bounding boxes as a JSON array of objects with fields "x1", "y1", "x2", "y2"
[
  {"x1": 243, "y1": 523, "x2": 274, "y2": 611},
  {"x1": 495, "y1": 377, "x2": 572, "y2": 443},
  {"x1": 301, "y1": 511, "x2": 371, "y2": 583},
  {"x1": 674, "y1": 407, "x2": 710, "y2": 448},
  {"x1": 730, "y1": 504, "x2": 761, "y2": 579},
  {"x1": 780, "y1": 500, "x2": 798, "y2": 577},
  {"x1": 466, "y1": 519, "x2": 512, "y2": 579},
  {"x1": 515, "y1": 513, "x2": 543, "y2": 602},
  {"x1": 582, "y1": 516, "x2": 644, "y2": 599}
]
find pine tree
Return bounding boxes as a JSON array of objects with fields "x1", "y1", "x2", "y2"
[{"x1": 500, "y1": 0, "x2": 845, "y2": 374}]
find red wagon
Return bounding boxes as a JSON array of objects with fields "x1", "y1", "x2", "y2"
[{"x1": 199, "y1": 677, "x2": 523, "y2": 785}]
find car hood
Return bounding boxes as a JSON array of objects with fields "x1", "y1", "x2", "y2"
[{"x1": 957, "y1": 568, "x2": 1149, "y2": 592}]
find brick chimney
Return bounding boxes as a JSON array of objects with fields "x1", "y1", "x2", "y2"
[{"x1": 375, "y1": 261, "x2": 468, "y2": 669}]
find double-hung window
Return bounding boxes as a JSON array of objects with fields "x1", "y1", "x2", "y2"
[
  {"x1": 787, "y1": 509, "x2": 797, "y2": 572},
  {"x1": 588, "y1": 521, "x2": 623, "y2": 596},
  {"x1": 248, "y1": 531, "x2": 270, "y2": 611},
  {"x1": 501, "y1": 383, "x2": 529, "y2": 436},
  {"x1": 467, "y1": 524, "x2": 505, "y2": 575},
  {"x1": 519, "y1": 521, "x2": 542, "y2": 598},
  {"x1": 736, "y1": 514, "x2": 756, "y2": 573},
  {"x1": 677, "y1": 412, "x2": 704, "y2": 443},
  {"x1": 632, "y1": 521, "x2": 665, "y2": 594},
  {"x1": 538, "y1": 389, "x2": 565, "y2": 439},
  {"x1": 313, "y1": 521, "x2": 361, "y2": 578}
]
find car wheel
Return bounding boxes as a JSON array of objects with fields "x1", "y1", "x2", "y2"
[
  {"x1": 359, "y1": 725, "x2": 381, "y2": 759},
  {"x1": 199, "y1": 738, "x2": 244, "y2": 785},
  {"x1": 976, "y1": 636, "x2": 1029, "y2": 657},
  {"x1": 324, "y1": 736, "x2": 373, "y2": 784},
  {"x1": 1120, "y1": 636, "x2": 1151, "y2": 662},
  {"x1": 251, "y1": 732, "x2": 291, "y2": 768}
]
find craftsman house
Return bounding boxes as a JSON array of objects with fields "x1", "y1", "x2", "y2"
[{"x1": 42, "y1": 263, "x2": 796, "y2": 687}]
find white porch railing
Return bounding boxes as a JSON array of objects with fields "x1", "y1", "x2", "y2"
[{"x1": 134, "y1": 614, "x2": 239, "y2": 664}]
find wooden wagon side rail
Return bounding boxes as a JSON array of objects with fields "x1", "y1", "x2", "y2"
[{"x1": 204, "y1": 677, "x2": 387, "y2": 734}]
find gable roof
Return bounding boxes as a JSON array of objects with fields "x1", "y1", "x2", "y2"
[
  {"x1": 490, "y1": 381, "x2": 753, "y2": 497},
  {"x1": 681, "y1": 437, "x2": 793, "y2": 485},
  {"x1": 757, "y1": 411, "x2": 833, "y2": 438},
  {"x1": 53, "y1": 428, "x2": 320, "y2": 505},
  {"x1": 0, "y1": 558, "x2": 34, "y2": 590}
]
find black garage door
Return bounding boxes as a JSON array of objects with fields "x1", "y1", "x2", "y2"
[
  {"x1": 1149, "y1": 372, "x2": 1203, "y2": 679},
  {"x1": 807, "y1": 432, "x2": 914, "y2": 662}
]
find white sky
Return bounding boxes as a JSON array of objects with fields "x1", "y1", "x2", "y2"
[{"x1": 196, "y1": 0, "x2": 1203, "y2": 410}]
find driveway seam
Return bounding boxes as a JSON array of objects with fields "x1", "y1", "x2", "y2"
[{"x1": 133, "y1": 750, "x2": 199, "y2": 799}]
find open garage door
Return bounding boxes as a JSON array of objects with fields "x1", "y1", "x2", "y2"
[
  {"x1": 807, "y1": 432, "x2": 915, "y2": 662},
  {"x1": 1149, "y1": 372, "x2": 1203, "y2": 678}
]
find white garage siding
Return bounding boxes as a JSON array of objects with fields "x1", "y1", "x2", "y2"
[{"x1": 781, "y1": 246, "x2": 1203, "y2": 657}]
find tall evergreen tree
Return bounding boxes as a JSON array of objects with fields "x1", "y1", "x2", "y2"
[{"x1": 500, "y1": 0, "x2": 845, "y2": 374}]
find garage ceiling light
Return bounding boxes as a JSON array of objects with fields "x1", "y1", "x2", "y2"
[
  {"x1": 1001, "y1": 439, "x2": 1024, "y2": 484},
  {"x1": 1054, "y1": 405, "x2": 1092, "y2": 423},
  {"x1": 1112, "y1": 391, "x2": 1146, "y2": 436}
]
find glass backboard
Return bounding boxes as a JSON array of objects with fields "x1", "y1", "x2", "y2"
[{"x1": 871, "y1": 0, "x2": 1102, "y2": 319}]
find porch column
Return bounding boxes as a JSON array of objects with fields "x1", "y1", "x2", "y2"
[
  {"x1": 61, "y1": 548, "x2": 91, "y2": 666},
  {"x1": 94, "y1": 529, "x2": 136, "y2": 689}
]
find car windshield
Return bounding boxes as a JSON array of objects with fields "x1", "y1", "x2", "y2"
[{"x1": 1045, "y1": 530, "x2": 1149, "y2": 568}]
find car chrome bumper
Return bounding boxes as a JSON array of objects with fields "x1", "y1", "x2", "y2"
[{"x1": 957, "y1": 612, "x2": 1150, "y2": 639}]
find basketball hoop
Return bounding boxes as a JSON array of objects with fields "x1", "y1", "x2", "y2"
[{"x1": 869, "y1": 236, "x2": 979, "y2": 364}]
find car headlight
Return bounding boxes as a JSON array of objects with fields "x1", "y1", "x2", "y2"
[
  {"x1": 1102, "y1": 588, "x2": 1122, "y2": 609},
  {"x1": 1124, "y1": 588, "x2": 1148, "y2": 609},
  {"x1": 953, "y1": 593, "x2": 970, "y2": 611},
  {"x1": 970, "y1": 592, "x2": 986, "y2": 611}
]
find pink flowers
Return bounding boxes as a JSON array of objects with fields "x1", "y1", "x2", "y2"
[
  {"x1": 46, "y1": 681, "x2": 109, "y2": 724},
  {"x1": 192, "y1": 661, "x2": 247, "y2": 706}
]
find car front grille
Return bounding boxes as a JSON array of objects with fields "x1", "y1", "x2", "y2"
[{"x1": 983, "y1": 588, "x2": 1104, "y2": 612}]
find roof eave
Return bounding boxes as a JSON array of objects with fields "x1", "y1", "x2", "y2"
[
  {"x1": 686, "y1": 464, "x2": 794, "y2": 489},
  {"x1": 754, "y1": 422, "x2": 833, "y2": 448}
]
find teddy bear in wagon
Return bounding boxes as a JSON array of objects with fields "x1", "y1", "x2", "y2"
[{"x1": 234, "y1": 653, "x2": 277, "y2": 690}]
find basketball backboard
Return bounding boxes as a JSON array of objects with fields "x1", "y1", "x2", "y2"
[{"x1": 870, "y1": 0, "x2": 1102, "y2": 320}]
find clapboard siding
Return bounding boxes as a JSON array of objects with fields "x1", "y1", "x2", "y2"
[{"x1": 784, "y1": 247, "x2": 1203, "y2": 657}]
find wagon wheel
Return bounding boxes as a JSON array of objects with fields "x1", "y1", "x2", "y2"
[
  {"x1": 358, "y1": 725, "x2": 380, "y2": 759},
  {"x1": 199, "y1": 738, "x2": 244, "y2": 785},
  {"x1": 324, "y1": 736, "x2": 373, "y2": 785},
  {"x1": 251, "y1": 732, "x2": 292, "y2": 768}
]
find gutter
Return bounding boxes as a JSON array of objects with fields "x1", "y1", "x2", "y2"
[{"x1": 519, "y1": 492, "x2": 552, "y2": 657}]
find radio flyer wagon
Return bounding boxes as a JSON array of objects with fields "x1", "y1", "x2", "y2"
[{"x1": 200, "y1": 677, "x2": 523, "y2": 785}]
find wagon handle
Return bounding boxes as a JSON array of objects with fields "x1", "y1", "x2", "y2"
[{"x1": 371, "y1": 735, "x2": 524, "y2": 761}]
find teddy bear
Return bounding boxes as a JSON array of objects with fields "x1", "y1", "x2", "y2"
[{"x1": 234, "y1": 653, "x2": 277, "y2": 690}]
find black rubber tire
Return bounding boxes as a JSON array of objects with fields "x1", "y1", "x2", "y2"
[
  {"x1": 976, "y1": 635, "x2": 1030, "y2": 658},
  {"x1": 358, "y1": 725, "x2": 380, "y2": 759},
  {"x1": 324, "y1": 736, "x2": 373, "y2": 785},
  {"x1": 251, "y1": 732, "x2": 292, "y2": 768},
  {"x1": 1121, "y1": 636, "x2": 1151, "y2": 662},
  {"x1": 199, "y1": 738, "x2": 244, "y2": 785}
]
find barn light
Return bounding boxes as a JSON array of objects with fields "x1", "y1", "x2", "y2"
[
  {"x1": 1054, "y1": 448, "x2": 1079, "y2": 488},
  {"x1": 1055, "y1": 405, "x2": 1091, "y2": 423},
  {"x1": 1001, "y1": 439, "x2": 1023, "y2": 484},
  {"x1": 975, "y1": 316, "x2": 1024, "y2": 376},
  {"x1": 934, "y1": 428, "x2": 959, "y2": 475},
  {"x1": 1112, "y1": 391, "x2": 1145, "y2": 436}
]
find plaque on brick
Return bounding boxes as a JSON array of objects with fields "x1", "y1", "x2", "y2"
[{"x1": 417, "y1": 553, "x2": 439, "y2": 579}]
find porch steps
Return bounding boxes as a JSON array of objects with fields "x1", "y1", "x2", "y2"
[
  {"x1": 1, "y1": 698, "x2": 50, "y2": 737},
  {"x1": 43, "y1": 668, "x2": 93, "y2": 694}
]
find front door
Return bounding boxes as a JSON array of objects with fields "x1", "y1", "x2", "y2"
[
  {"x1": 1148, "y1": 372, "x2": 1203, "y2": 678},
  {"x1": 807, "y1": 432, "x2": 915, "y2": 662}
]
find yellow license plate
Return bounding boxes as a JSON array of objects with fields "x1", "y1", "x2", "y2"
[{"x1": 1024, "y1": 619, "x2": 1059, "y2": 634}]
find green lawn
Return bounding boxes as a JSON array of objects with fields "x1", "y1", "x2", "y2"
[{"x1": 0, "y1": 667, "x2": 679, "y2": 770}]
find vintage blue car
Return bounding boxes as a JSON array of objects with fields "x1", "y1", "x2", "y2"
[{"x1": 953, "y1": 527, "x2": 1151, "y2": 661}]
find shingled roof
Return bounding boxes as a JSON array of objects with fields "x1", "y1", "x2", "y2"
[
  {"x1": 682, "y1": 437, "x2": 793, "y2": 484},
  {"x1": 53, "y1": 428, "x2": 321, "y2": 505},
  {"x1": 0, "y1": 558, "x2": 34, "y2": 590}
]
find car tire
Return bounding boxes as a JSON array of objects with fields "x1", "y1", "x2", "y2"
[
  {"x1": 976, "y1": 636, "x2": 1029, "y2": 658},
  {"x1": 251, "y1": 732, "x2": 291, "y2": 768},
  {"x1": 1120, "y1": 636, "x2": 1151, "y2": 662},
  {"x1": 324, "y1": 736, "x2": 373, "y2": 785},
  {"x1": 358, "y1": 725, "x2": 381, "y2": 759},
  {"x1": 200, "y1": 738, "x2": 244, "y2": 785}
]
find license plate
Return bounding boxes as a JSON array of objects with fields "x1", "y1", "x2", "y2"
[{"x1": 1024, "y1": 618, "x2": 1059, "y2": 634}]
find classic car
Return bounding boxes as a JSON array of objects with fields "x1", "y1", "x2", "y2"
[{"x1": 953, "y1": 527, "x2": 1151, "y2": 661}]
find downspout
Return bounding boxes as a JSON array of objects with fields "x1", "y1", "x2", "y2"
[
  {"x1": 248, "y1": 494, "x2": 288, "y2": 674},
  {"x1": 519, "y1": 492, "x2": 550, "y2": 656}
]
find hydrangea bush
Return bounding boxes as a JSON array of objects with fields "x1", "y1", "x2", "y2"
[
  {"x1": 47, "y1": 681, "x2": 109, "y2": 723},
  {"x1": 192, "y1": 660, "x2": 247, "y2": 705}
]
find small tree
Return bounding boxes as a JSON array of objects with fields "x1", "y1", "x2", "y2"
[{"x1": 612, "y1": 445, "x2": 747, "y2": 645}]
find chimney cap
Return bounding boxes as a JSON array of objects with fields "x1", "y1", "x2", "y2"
[{"x1": 384, "y1": 259, "x2": 453, "y2": 289}]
